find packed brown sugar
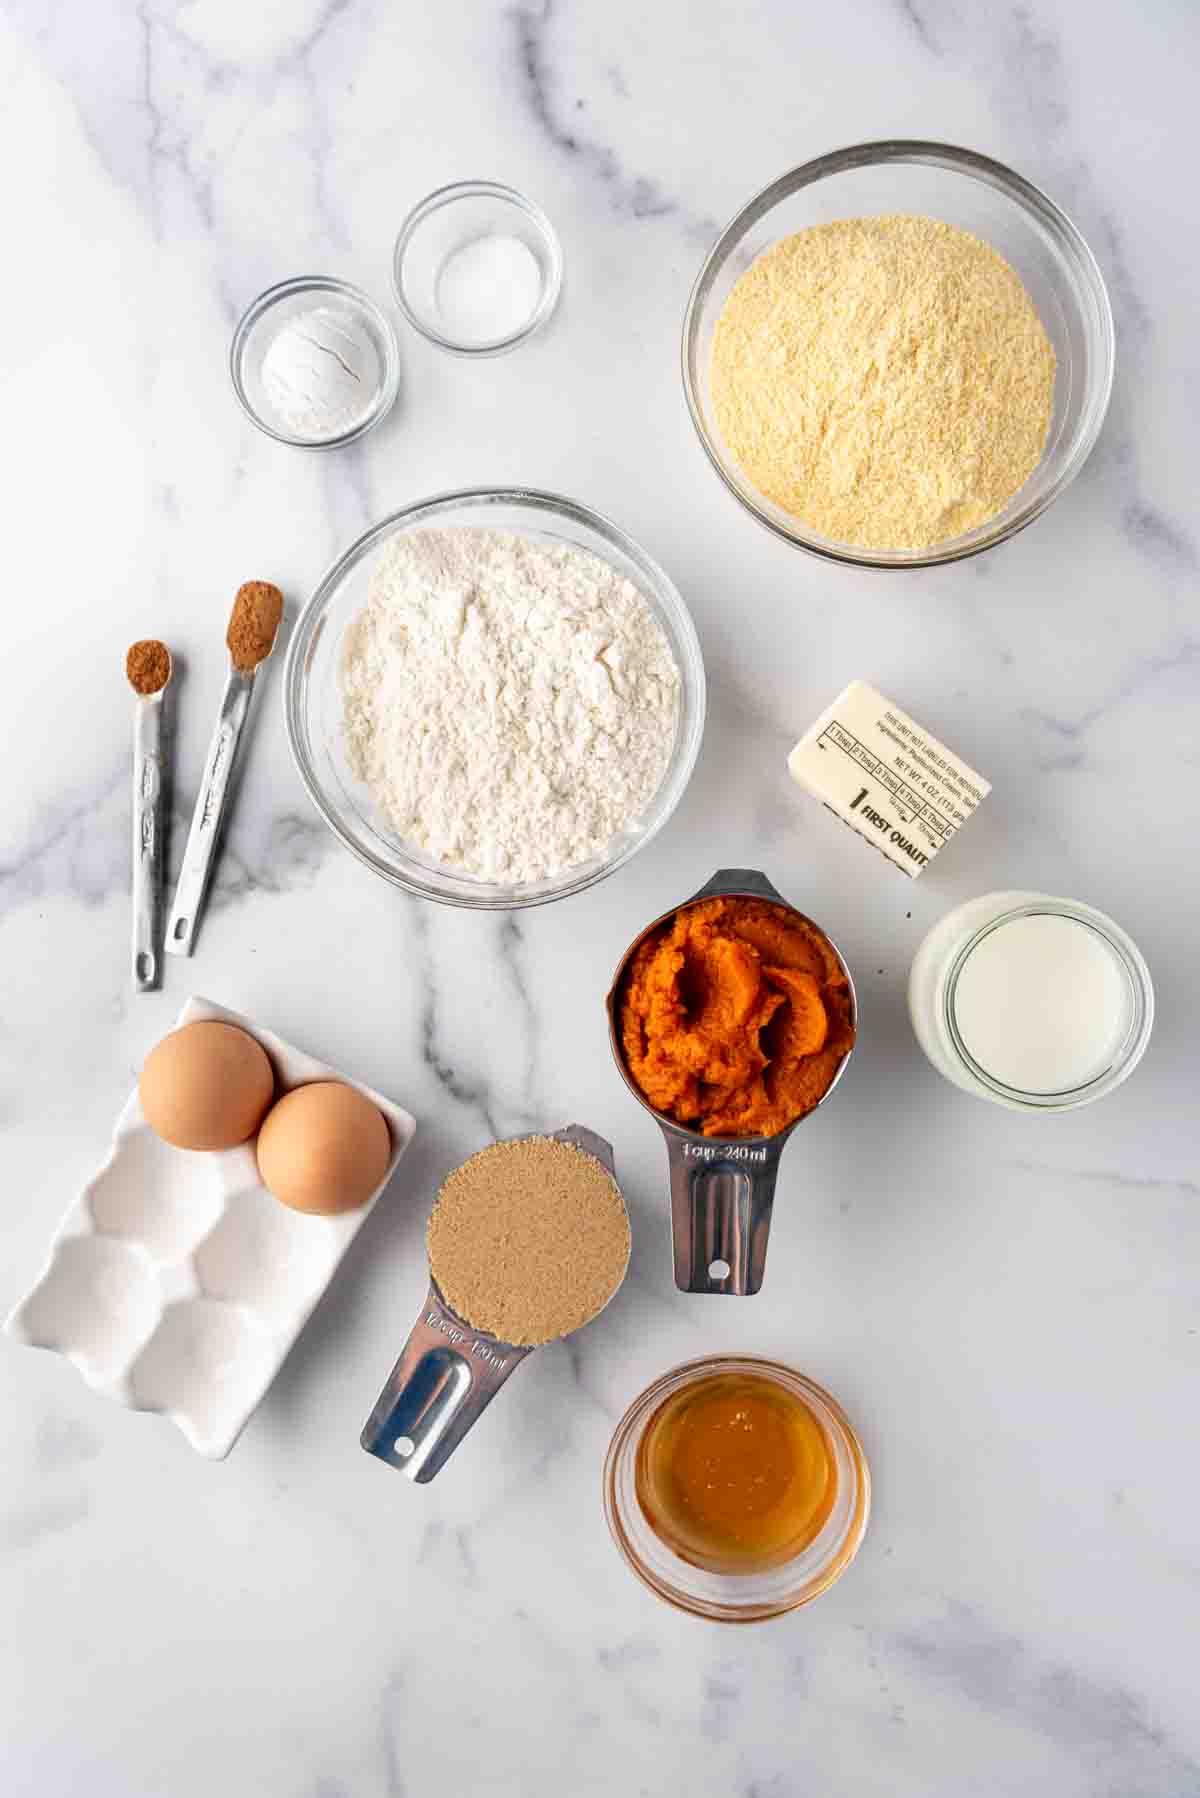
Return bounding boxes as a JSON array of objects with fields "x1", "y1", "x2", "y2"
[
  {"x1": 426, "y1": 1136, "x2": 631, "y2": 1347},
  {"x1": 618, "y1": 897, "x2": 855, "y2": 1138},
  {"x1": 710, "y1": 214, "x2": 1056, "y2": 552}
]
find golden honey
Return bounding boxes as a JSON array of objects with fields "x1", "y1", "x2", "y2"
[{"x1": 634, "y1": 1369, "x2": 836, "y2": 1574}]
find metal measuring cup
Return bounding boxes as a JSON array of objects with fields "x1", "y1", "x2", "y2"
[
  {"x1": 361, "y1": 1125, "x2": 626, "y2": 1483},
  {"x1": 607, "y1": 869, "x2": 857, "y2": 1297}
]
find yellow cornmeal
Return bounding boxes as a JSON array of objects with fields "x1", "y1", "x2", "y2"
[{"x1": 710, "y1": 215, "x2": 1056, "y2": 552}]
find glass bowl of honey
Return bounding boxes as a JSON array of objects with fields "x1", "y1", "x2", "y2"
[{"x1": 603, "y1": 1356, "x2": 870, "y2": 1622}]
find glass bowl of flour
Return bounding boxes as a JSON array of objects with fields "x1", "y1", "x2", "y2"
[
  {"x1": 683, "y1": 141, "x2": 1114, "y2": 569},
  {"x1": 283, "y1": 489, "x2": 706, "y2": 908}
]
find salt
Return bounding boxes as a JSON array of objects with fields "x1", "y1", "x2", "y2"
[{"x1": 434, "y1": 234, "x2": 543, "y2": 345}]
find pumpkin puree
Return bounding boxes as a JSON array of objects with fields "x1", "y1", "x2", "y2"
[{"x1": 618, "y1": 897, "x2": 854, "y2": 1138}]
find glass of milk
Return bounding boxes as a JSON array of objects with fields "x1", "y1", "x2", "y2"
[{"x1": 908, "y1": 892, "x2": 1153, "y2": 1110}]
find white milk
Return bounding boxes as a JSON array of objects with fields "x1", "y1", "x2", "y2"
[
  {"x1": 950, "y1": 913, "x2": 1129, "y2": 1093},
  {"x1": 907, "y1": 891, "x2": 1154, "y2": 1111}
]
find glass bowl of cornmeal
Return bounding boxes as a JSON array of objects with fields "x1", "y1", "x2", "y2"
[
  {"x1": 603, "y1": 1355, "x2": 870, "y2": 1622},
  {"x1": 682, "y1": 140, "x2": 1114, "y2": 569}
]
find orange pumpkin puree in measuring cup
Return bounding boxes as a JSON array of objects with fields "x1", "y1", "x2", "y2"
[{"x1": 618, "y1": 898, "x2": 854, "y2": 1138}]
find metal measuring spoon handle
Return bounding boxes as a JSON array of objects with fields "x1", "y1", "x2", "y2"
[
  {"x1": 131, "y1": 687, "x2": 169, "y2": 991},
  {"x1": 361, "y1": 1284, "x2": 534, "y2": 1483},
  {"x1": 664, "y1": 1127, "x2": 790, "y2": 1296},
  {"x1": 165, "y1": 666, "x2": 255, "y2": 957},
  {"x1": 166, "y1": 581, "x2": 282, "y2": 959}
]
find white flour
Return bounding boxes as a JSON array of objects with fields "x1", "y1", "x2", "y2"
[{"x1": 340, "y1": 528, "x2": 681, "y2": 883}]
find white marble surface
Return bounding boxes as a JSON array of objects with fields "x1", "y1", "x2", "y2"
[{"x1": 2, "y1": 3, "x2": 1197, "y2": 1794}]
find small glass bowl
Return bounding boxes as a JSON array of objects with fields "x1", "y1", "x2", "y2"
[
  {"x1": 393, "y1": 181, "x2": 563, "y2": 356},
  {"x1": 908, "y1": 891, "x2": 1154, "y2": 1111},
  {"x1": 682, "y1": 140, "x2": 1115, "y2": 569},
  {"x1": 283, "y1": 487, "x2": 706, "y2": 910},
  {"x1": 230, "y1": 276, "x2": 400, "y2": 448},
  {"x1": 603, "y1": 1356, "x2": 870, "y2": 1623}
]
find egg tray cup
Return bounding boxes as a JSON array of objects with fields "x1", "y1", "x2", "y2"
[{"x1": 4, "y1": 996, "x2": 416, "y2": 1459}]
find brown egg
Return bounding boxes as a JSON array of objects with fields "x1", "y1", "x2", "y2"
[
  {"x1": 256, "y1": 1082, "x2": 391, "y2": 1216},
  {"x1": 139, "y1": 1020, "x2": 274, "y2": 1151}
]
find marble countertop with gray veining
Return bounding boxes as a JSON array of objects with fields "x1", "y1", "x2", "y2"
[{"x1": 2, "y1": 3, "x2": 1198, "y2": 1794}]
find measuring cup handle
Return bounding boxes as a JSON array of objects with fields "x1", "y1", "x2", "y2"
[
  {"x1": 688, "y1": 868, "x2": 791, "y2": 907},
  {"x1": 664, "y1": 1133, "x2": 786, "y2": 1295},
  {"x1": 361, "y1": 1285, "x2": 532, "y2": 1483}
]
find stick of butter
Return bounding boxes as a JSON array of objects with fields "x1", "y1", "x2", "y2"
[{"x1": 787, "y1": 680, "x2": 990, "y2": 878}]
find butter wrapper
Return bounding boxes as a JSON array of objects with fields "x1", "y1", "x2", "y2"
[{"x1": 787, "y1": 680, "x2": 990, "y2": 878}]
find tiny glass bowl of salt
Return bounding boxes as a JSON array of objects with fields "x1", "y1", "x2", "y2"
[
  {"x1": 230, "y1": 276, "x2": 400, "y2": 448},
  {"x1": 392, "y1": 181, "x2": 562, "y2": 357}
]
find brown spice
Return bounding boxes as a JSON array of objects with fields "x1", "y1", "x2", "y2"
[
  {"x1": 426, "y1": 1136, "x2": 630, "y2": 1347},
  {"x1": 226, "y1": 581, "x2": 283, "y2": 672},
  {"x1": 125, "y1": 639, "x2": 172, "y2": 696}
]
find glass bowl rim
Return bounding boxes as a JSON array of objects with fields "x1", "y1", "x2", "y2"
[
  {"x1": 602, "y1": 1353, "x2": 871, "y2": 1622},
  {"x1": 392, "y1": 179, "x2": 564, "y2": 357},
  {"x1": 229, "y1": 274, "x2": 401, "y2": 449},
  {"x1": 681, "y1": 137, "x2": 1116, "y2": 571},
  {"x1": 282, "y1": 485, "x2": 707, "y2": 910}
]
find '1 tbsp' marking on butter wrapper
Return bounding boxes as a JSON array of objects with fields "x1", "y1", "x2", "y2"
[{"x1": 787, "y1": 680, "x2": 990, "y2": 879}]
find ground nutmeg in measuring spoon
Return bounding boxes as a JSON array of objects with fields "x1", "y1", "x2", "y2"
[
  {"x1": 227, "y1": 580, "x2": 283, "y2": 673},
  {"x1": 126, "y1": 639, "x2": 172, "y2": 697},
  {"x1": 426, "y1": 1136, "x2": 631, "y2": 1346}
]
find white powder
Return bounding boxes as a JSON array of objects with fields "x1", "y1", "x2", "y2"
[
  {"x1": 260, "y1": 306, "x2": 378, "y2": 440},
  {"x1": 435, "y1": 235, "x2": 544, "y2": 344},
  {"x1": 340, "y1": 528, "x2": 681, "y2": 883}
]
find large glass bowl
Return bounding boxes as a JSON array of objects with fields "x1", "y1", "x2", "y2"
[
  {"x1": 682, "y1": 140, "x2": 1115, "y2": 570},
  {"x1": 283, "y1": 488, "x2": 706, "y2": 908}
]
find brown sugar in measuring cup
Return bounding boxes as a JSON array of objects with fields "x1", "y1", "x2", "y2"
[
  {"x1": 361, "y1": 1126, "x2": 629, "y2": 1482},
  {"x1": 607, "y1": 869, "x2": 857, "y2": 1296}
]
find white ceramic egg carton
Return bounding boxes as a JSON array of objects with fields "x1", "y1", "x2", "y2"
[{"x1": 5, "y1": 996, "x2": 415, "y2": 1459}]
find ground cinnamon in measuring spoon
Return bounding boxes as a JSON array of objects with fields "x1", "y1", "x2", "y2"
[
  {"x1": 226, "y1": 581, "x2": 283, "y2": 672},
  {"x1": 426, "y1": 1137, "x2": 631, "y2": 1346},
  {"x1": 125, "y1": 639, "x2": 172, "y2": 696}
]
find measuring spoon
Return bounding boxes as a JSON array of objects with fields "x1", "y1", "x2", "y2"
[
  {"x1": 166, "y1": 582, "x2": 282, "y2": 958},
  {"x1": 126, "y1": 642, "x2": 173, "y2": 992}
]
